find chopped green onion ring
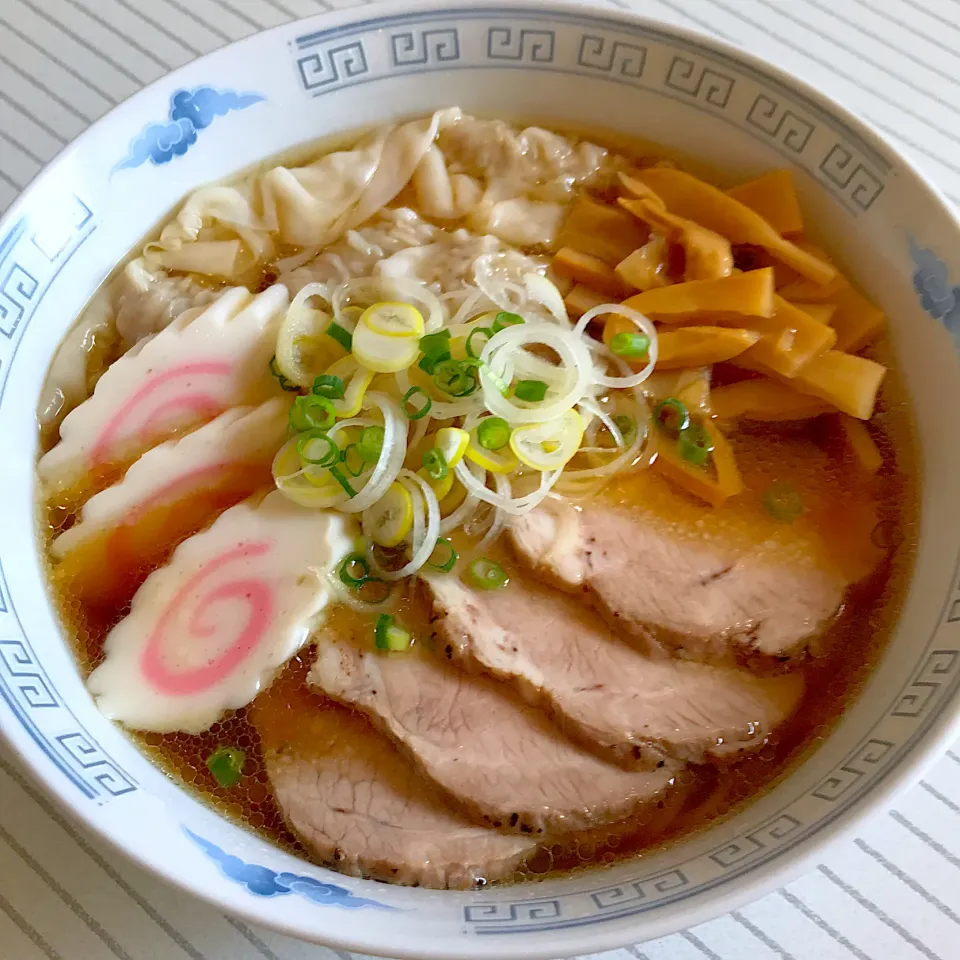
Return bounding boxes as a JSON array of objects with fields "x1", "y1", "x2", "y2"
[
  {"x1": 358, "y1": 425, "x2": 385, "y2": 462},
  {"x1": 418, "y1": 330, "x2": 452, "y2": 373},
  {"x1": 289, "y1": 394, "x2": 336, "y2": 432},
  {"x1": 402, "y1": 385, "x2": 433, "y2": 420},
  {"x1": 613, "y1": 414, "x2": 637, "y2": 445},
  {"x1": 610, "y1": 331, "x2": 651, "y2": 359},
  {"x1": 356, "y1": 577, "x2": 391, "y2": 604},
  {"x1": 466, "y1": 326, "x2": 493, "y2": 359},
  {"x1": 418, "y1": 350, "x2": 450, "y2": 374},
  {"x1": 427, "y1": 538, "x2": 458, "y2": 572},
  {"x1": 342, "y1": 442, "x2": 366, "y2": 477},
  {"x1": 268, "y1": 356, "x2": 300, "y2": 392},
  {"x1": 763, "y1": 481, "x2": 804, "y2": 523},
  {"x1": 492, "y1": 311, "x2": 524, "y2": 332},
  {"x1": 677, "y1": 421, "x2": 714, "y2": 467},
  {"x1": 433, "y1": 358, "x2": 478, "y2": 397},
  {"x1": 375, "y1": 613, "x2": 412, "y2": 651},
  {"x1": 654, "y1": 397, "x2": 690, "y2": 437},
  {"x1": 207, "y1": 746, "x2": 245, "y2": 788},
  {"x1": 477, "y1": 417, "x2": 510, "y2": 451},
  {"x1": 339, "y1": 552, "x2": 371, "y2": 588},
  {"x1": 419, "y1": 330, "x2": 451, "y2": 355},
  {"x1": 326, "y1": 321, "x2": 353, "y2": 351},
  {"x1": 466, "y1": 557, "x2": 509, "y2": 590},
  {"x1": 312, "y1": 374, "x2": 345, "y2": 399},
  {"x1": 329, "y1": 464, "x2": 357, "y2": 497},
  {"x1": 297, "y1": 429, "x2": 340, "y2": 467},
  {"x1": 422, "y1": 447, "x2": 449, "y2": 480},
  {"x1": 514, "y1": 379, "x2": 548, "y2": 402}
]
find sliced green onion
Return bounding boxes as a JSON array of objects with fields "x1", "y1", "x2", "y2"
[
  {"x1": 466, "y1": 557, "x2": 509, "y2": 590},
  {"x1": 514, "y1": 379, "x2": 548, "y2": 402},
  {"x1": 342, "y1": 443, "x2": 366, "y2": 477},
  {"x1": 312, "y1": 374, "x2": 345, "y2": 399},
  {"x1": 329, "y1": 464, "x2": 356, "y2": 497},
  {"x1": 492, "y1": 311, "x2": 524, "y2": 332},
  {"x1": 418, "y1": 330, "x2": 452, "y2": 373},
  {"x1": 466, "y1": 326, "x2": 493, "y2": 359},
  {"x1": 420, "y1": 330, "x2": 451, "y2": 351},
  {"x1": 433, "y1": 358, "x2": 478, "y2": 397},
  {"x1": 421, "y1": 447, "x2": 449, "y2": 480},
  {"x1": 426, "y1": 538, "x2": 458, "y2": 572},
  {"x1": 677, "y1": 421, "x2": 714, "y2": 467},
  {"x1": 477, "y1": 417, "x2": 510, "y2": 451},
  {"x1": 418, "y1": 350, "x2": 451, "y2": 374},
  {"x1": 297, "y1": 429, "x2": 340, "y2": 467},
  {"x1": 374, "y1": 613, "x2": 412, "y2": 651},
  {"x1": 207, "y1": 746, "x2": 245, "y2": 788},
  {"x1": 339, "y1": 552, "x2": 371, "y2": 588},
  {"x1": 402, "y1": 385, "x2": 432, "y2": 420},
  {"x1": 610, "y1": 331, "x2": 651, "y2": 359},
  {"x1": 654, "y1": 398, "x2": 690, "y2": 437},
  {"x1": 613, "y1": 414, "x2": 637, "y2": 445},
  {"x1": 358, "y1": 425, "x2": 385, "y2": 462},
  {"x1": 356, "y1": 577, "x2": 391, "y2": 604},
  {"x1": 326, "y1": 321, "x2": 353, "y2": 351},
  {"x1": 419, "y1": 330, "x2": 451, "y2": 355},
  {"x1": 268, "y1": 356, "x2": 300, "y2": 392},
  {"x1": 289, "y1": 394, "x2": 336, "y2": 432},
  {"x1": 763, "y1": 481, "x2": 804, "y2": 523}
]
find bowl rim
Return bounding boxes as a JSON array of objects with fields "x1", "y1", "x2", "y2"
[{"x1": 2, "y1": 1, "x2": 960, "y2": 957}]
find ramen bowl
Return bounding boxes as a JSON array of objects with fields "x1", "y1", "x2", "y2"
[{"x1": 1, "y1": 2, "x2": 959, "y2": 957}]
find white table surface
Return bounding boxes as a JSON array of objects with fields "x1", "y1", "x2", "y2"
[{"x1": 1, "y1": 1, "x2": 959, "y2": 958}]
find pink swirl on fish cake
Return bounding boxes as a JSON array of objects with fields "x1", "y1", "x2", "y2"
[
  {"x1": 90, "y1": 361, "x2": 233, "y2": 466},
  {"x1": 140, "y1": 540, "x2": 274, "y2": 696}
]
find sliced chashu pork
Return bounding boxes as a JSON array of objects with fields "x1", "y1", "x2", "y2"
[
  {"x1": 250, "y1": 686, "x2": 535, "y2": 889},
  {"x1": 510, "y1": 499, "x2": 845, "y2": 660},
  {"x1": 309, "y1": 641, "x2": 679, "y2": 835},
  {"x1": 422, "y1": 573, "x2": 804, "y2": 768}
]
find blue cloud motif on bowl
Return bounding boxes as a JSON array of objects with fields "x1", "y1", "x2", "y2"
[
  {"x1": 183, "y1": 829, "x2": 393, "y2": 911},
  {"x1": 909, "y1": 236, "x2": 960, "y2": 347},
  {"x1": 112, "y1": 87, "x2": 265, "y2": 174}
]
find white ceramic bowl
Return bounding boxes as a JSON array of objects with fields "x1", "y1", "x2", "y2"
[{"x1": 2, "y1": 2, "x2": 959, "y2": 957}]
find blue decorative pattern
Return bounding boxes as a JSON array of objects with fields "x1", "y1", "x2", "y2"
[
  {"x1": 577, "y1": 35, "x2": 646, "y2": 80},
  {"x1": 909, "y1": 236, "x2": 960, "y2": 348},
  {"x1": 0, "y1": 5, "x2": 956, "y2": 938},
  {"x1": 112, "y1": 87, "x2": 264, "y2": 173},
  {"x1": 290, "y1": 7, "x2": 888, "y2": 217},
  {"x1": 487, "y1": 26, "x2": 554, "y2": 62},
  {"x1": 184, "y1": 830, "x2": 393, "y2": 910},
  {"x1": 391, "y1": 28, "x2": 459, "y2": 66},
  {"x1": 298, "y1": 42, "x2": 368, "y2": 92},
  {"x1": 820, "y1": 144, "x2": 884, "y2": 212},
  {"x1": 746, "y1": 93, "x2": 814, "y2": 153},
  {"x1": 664, "y1": 54, "x2": 734, "y2": 108}
]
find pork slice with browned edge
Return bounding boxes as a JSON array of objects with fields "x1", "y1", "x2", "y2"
[
  {"x1": 510, "y1": 499, "x2": 845, "y2": 660},
  {"x1": 249, "y1": 688, "x2": 536, "y2": 889},
  {"x1": 309, "y1": 642, "x2": 680, "y2": 836},
  {"x1": 422, "y1": 572, "x2": 804, "y2": 768}
]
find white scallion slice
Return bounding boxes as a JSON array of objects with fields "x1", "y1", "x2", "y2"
[
  {"x1": 575, "y1": 303, "x2": 658, "y2": 390},
  {"x1": 334, "y1": 392, "x2": 407, "y2": 513},
  {"x1": 510, "y1": 408, "x2": 584, "y2": 472},
  {"x1": 362, "y1": 481, "x2": 414, "y2": 547},
  {"x1": 324, "y1": 355, "x2": 374, "y2": 418},
  {"x1": 276, "y1": 282, "x2": 335, "y2": 386},
  {"x1": 360, "y1": 301, "x2": 425, "y2": 338},
  {"x1": 479, "y1": 322, "x2": 593, "y2": 425}
]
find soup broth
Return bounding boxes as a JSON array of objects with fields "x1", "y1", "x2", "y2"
[{"x1": 39, "y1": 111, "x2": 917, "y2": 888}]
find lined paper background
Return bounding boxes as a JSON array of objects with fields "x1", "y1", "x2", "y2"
[{"x1": 1, "y1": 1, "x2": 959, "y2": 958}]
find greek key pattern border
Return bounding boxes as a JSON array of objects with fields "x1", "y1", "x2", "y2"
[{"x1": 292, "y1": 7, "x2": 889, "y2": 216}]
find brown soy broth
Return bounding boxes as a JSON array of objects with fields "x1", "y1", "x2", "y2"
[{"x1": 37, "y1": 116, "x2": 920, "y2": 887}]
